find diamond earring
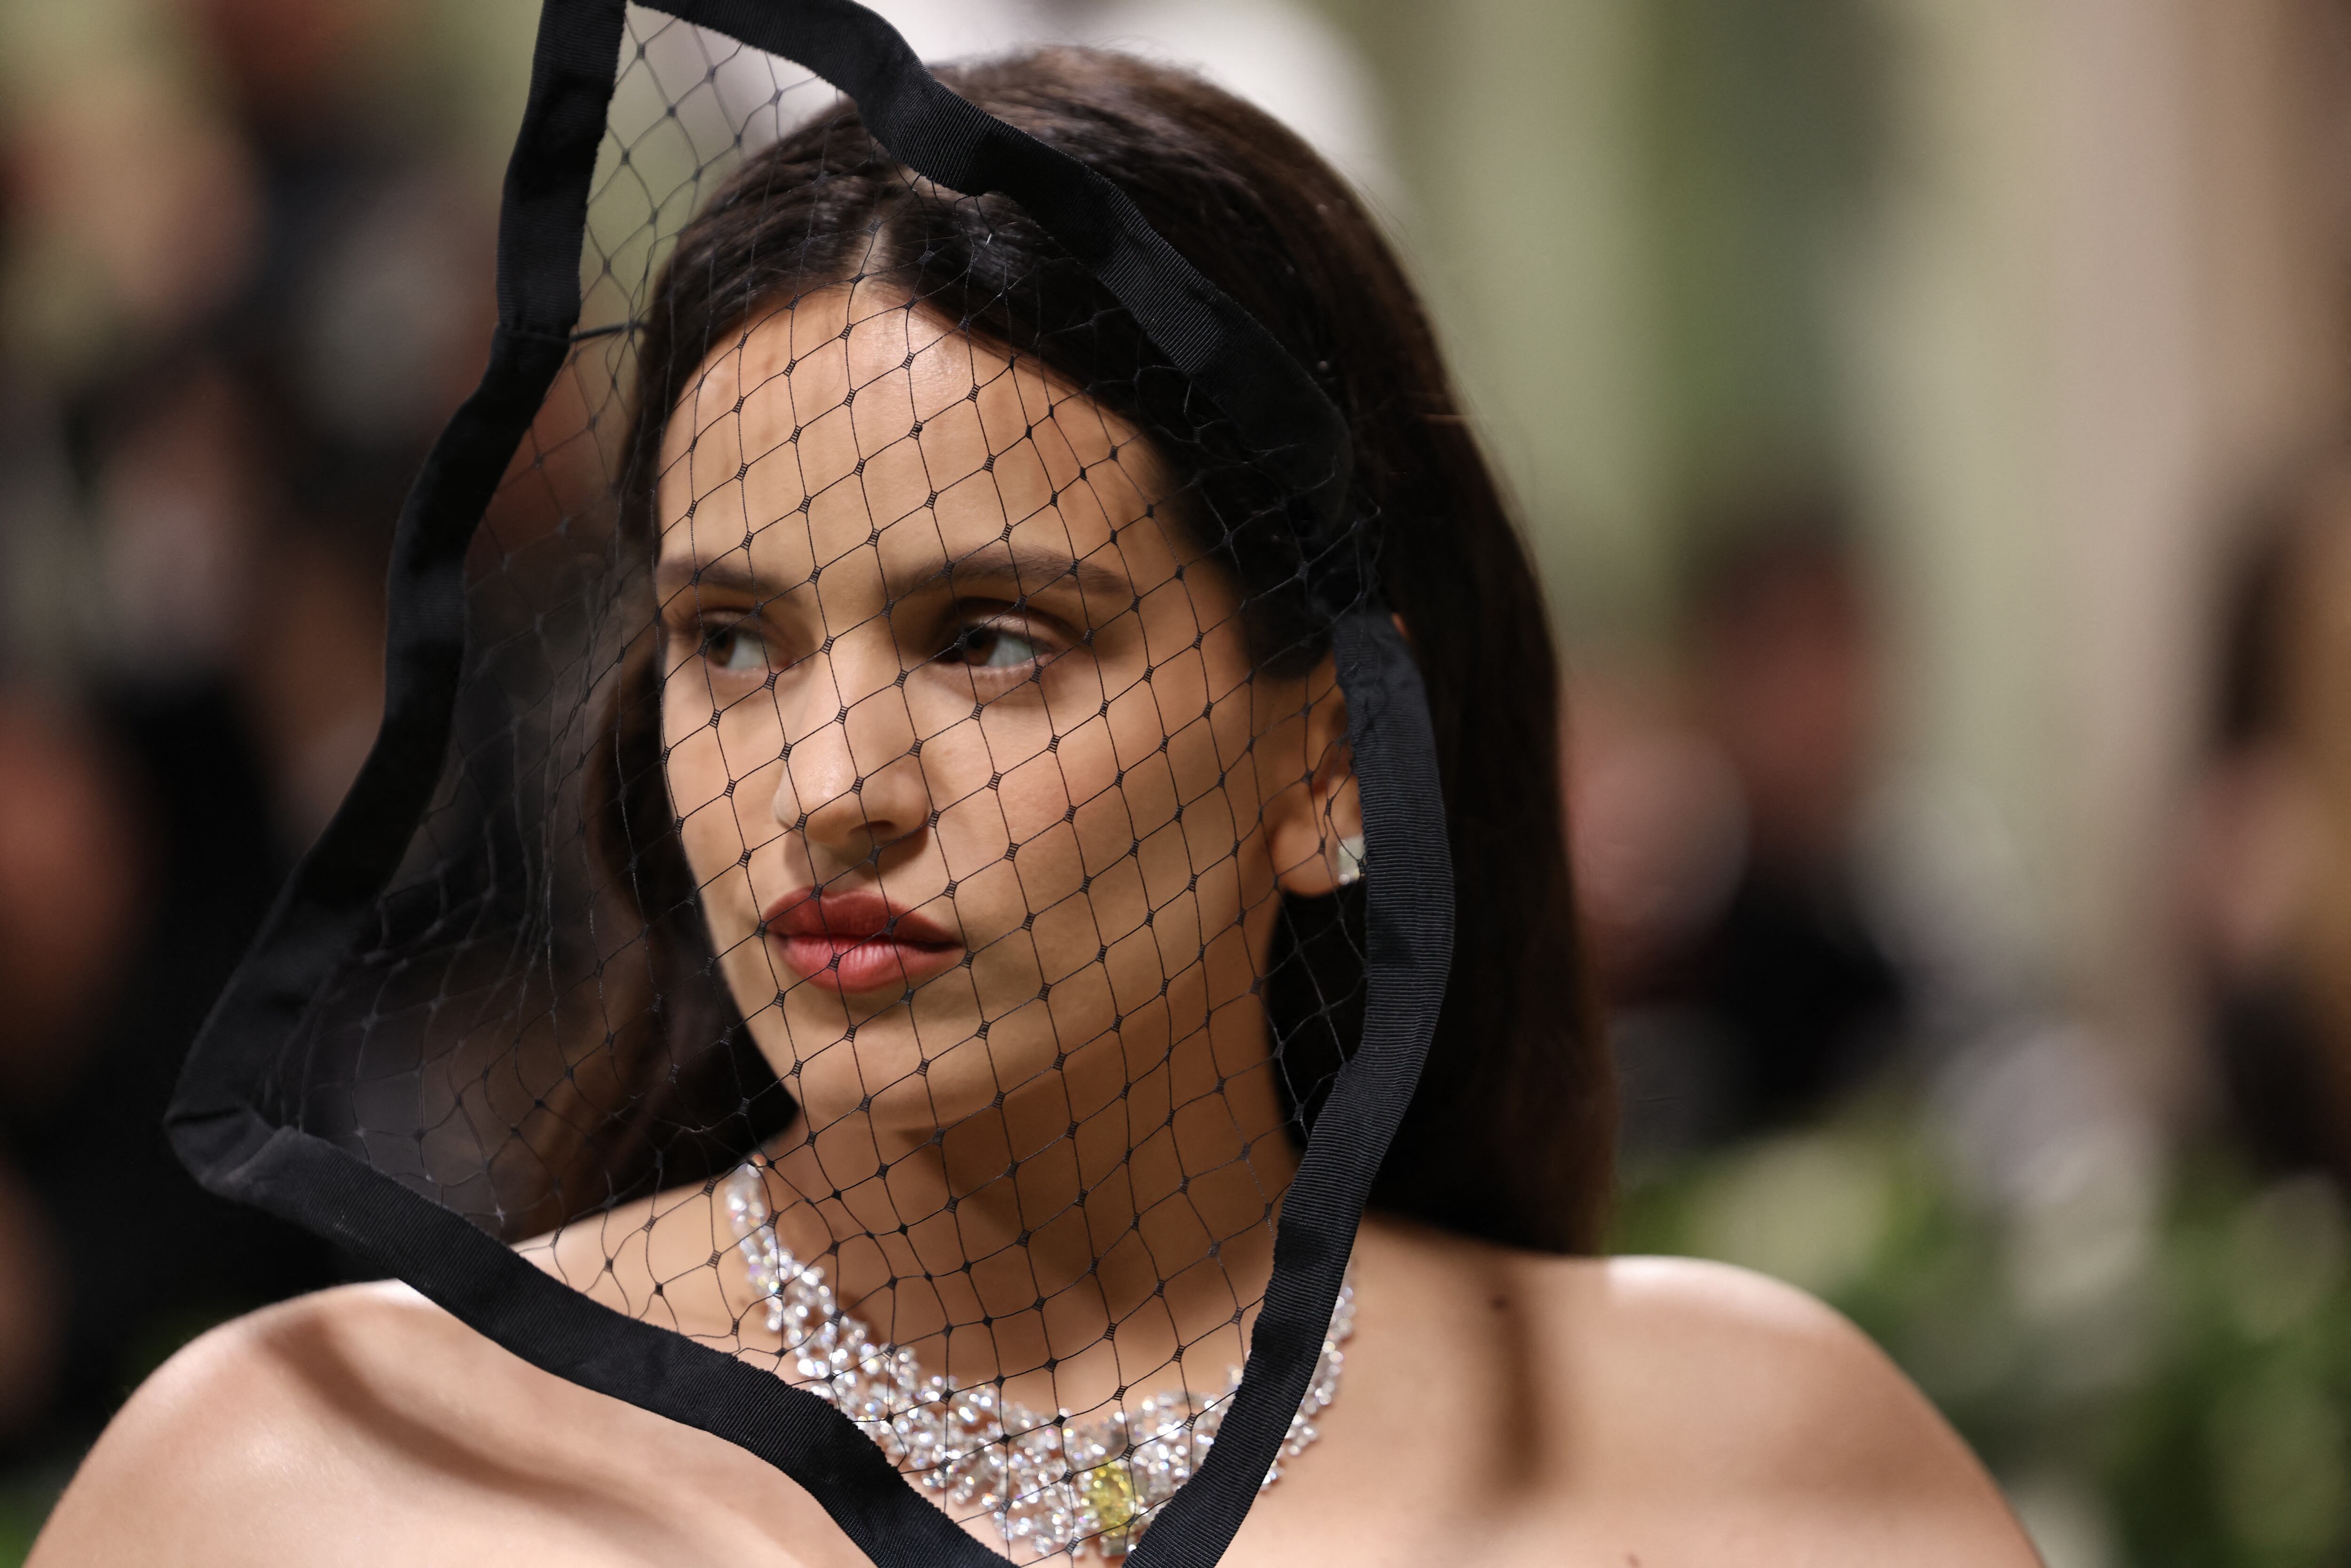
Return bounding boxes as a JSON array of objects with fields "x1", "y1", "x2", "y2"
[{"x1": 1332, "y1": 833, "x2": 1367, "y2": 888}]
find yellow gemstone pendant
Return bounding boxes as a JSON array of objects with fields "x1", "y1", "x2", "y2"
[{"x1": 1080, "y1": 1457, "x2": 1142, "y2": 1554}]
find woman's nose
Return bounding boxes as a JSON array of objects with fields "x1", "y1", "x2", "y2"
[{"x1": 773, "y1": 646, "x2": 929, "y2": 865}]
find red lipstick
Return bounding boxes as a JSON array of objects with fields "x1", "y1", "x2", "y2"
[{"x1": 760, "y1": 888, "x2": 964, "y2": 995}]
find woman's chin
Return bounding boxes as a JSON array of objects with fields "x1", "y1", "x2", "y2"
[{"x1": 767, "y1": 1022, "x2": 1039, "y2": 1137}]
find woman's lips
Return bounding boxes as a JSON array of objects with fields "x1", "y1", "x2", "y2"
[{"x1": 760, "y1": 889, "x2": 964, "y2": 995}]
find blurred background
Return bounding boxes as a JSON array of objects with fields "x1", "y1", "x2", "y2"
[{"x1": 2, "y1": 0, "x2": 2350, "y2": 1562}]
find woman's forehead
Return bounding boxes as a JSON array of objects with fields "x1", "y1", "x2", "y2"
[{"x1": 656, "y1": 285, "x2": 1184, "y2": 603}]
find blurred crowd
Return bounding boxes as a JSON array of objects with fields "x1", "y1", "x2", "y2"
[
  {"x1": 2, "y1": 1, "x2": 2351, "y2": 1566},
  {"x1": 0, "y1": 0, "x2": 503, "y2": 1535},
  {"x1": 1582, "y1": 470, "x2": 2351, "y2": 1565}
]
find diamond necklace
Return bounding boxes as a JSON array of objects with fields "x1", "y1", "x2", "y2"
[{"x1": 724, "y1": 1164, "x2": 1355, "y2": 1561}]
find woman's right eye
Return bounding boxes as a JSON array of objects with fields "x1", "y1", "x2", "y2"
[{"x1": 699, "y1": 622, "x2": 769, "y2": 673}]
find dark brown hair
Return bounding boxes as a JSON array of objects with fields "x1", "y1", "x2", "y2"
[{"x1": 588, "y1": 48, "x2": 1612, "y2": 1253}]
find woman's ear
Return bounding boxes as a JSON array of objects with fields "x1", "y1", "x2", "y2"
[{"x1": 1268, "y1": 653, "x2": 1362, "y2": 898}]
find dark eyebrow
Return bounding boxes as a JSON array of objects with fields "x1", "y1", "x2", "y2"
[
  {"x1": 654, "y1": 556, "x2": 762, "y2": 604},
  {"x1": 654, "y1": 543, "x2": 1139, "y2": 615},
  {"x1": 891, "y1": 543, "x2": 1136, "y2": 610}
]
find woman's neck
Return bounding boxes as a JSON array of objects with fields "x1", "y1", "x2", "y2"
[{"x1": 757, "y1": 1014, "x2": 1299, "y2": 1413}]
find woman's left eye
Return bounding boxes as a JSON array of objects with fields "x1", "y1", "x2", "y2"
[
  {"x1": 946, "y1": 624, "x2": 1042, "y2": 670},
  {"x1": 700, "y1": 622, "x2": 769, "y2": 673}
]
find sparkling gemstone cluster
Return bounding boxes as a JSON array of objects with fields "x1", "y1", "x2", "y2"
[{"x1": 724, "y1": 1165, "x2": 1355, "y2": 1560}]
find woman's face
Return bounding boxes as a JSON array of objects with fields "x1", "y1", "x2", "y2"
[{"x1": 654, "y1": 282, "x2": 1348, "y2": 1156}]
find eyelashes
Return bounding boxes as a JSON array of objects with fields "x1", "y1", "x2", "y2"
[
  {"x1": 938, "y1": 622, "x2": 1043, "y2": 672},
  {"x1": 699, "y1": 620, "x2": 771, "y2": 673}
]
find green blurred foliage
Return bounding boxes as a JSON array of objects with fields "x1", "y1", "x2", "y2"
[{"x1": 1617, "y1": 1101, "x2": 2351, "y2": 1568}]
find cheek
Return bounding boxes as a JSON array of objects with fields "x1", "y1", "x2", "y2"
[
  {"x1": 664, "y1": 685, "x2": 802, "y2": 1033},
  {"x1": 958, "y1": 655, "x2": 1273, "y2": 1032},
  {"x1": 662, "y1": 684, "x2": 773, "y2": 921},
  {"x1": 664, "y1": 693, "x2": 729, "y2": 854}
]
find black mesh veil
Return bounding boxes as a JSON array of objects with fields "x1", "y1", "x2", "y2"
[{"x1": 166, "y1": 2, "x2": 1453, "y2": 1562}]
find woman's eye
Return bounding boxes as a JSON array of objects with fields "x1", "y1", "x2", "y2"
[
  {"x1": 947, "y1": 624, "x2": 1041, "y2": 671},
  {"x1": 700, "y1": 622, "x2": 769, "y2": 673}
]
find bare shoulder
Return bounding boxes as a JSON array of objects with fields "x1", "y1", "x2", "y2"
[
  {"x1": 31, "y1": 1281, "x2": 853, "y2": 1567},
  {"x1": 32, "y1": 1282, "x2": 486, "y2": 1564},
  {"x1": 1346, "y1": 1219, "x2": 2041, "y2": 1566},
  {"x1": 1563, "y1": 1254, "x2": 1994, "y2": 1481}
]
